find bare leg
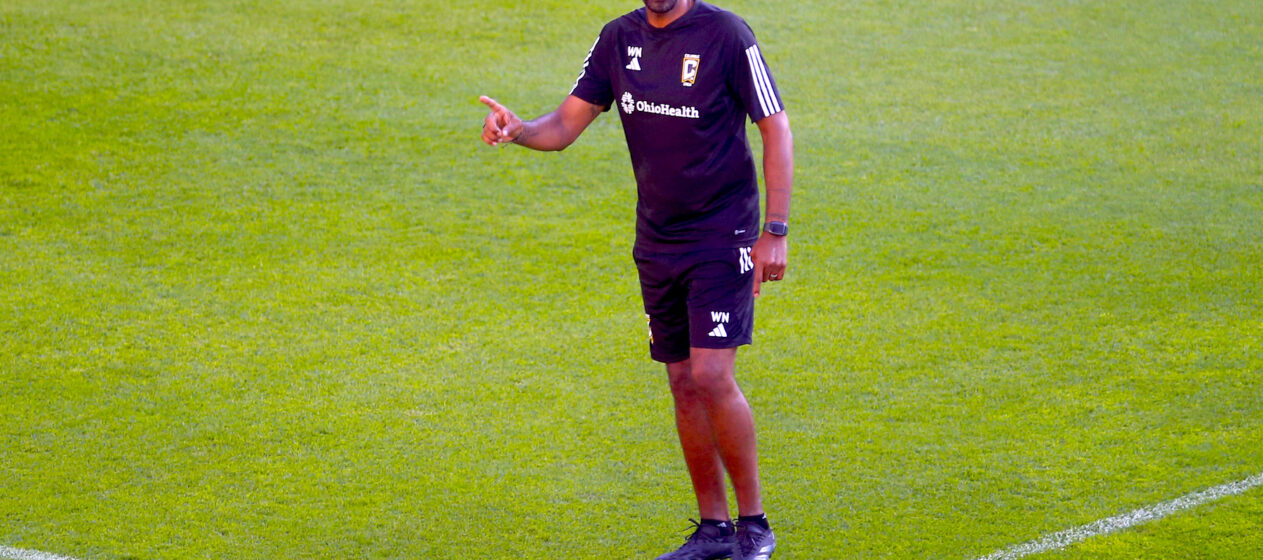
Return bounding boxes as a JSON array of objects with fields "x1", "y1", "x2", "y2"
[
  {"x1": 667, "y1": 347, "x2": 764, "y2": 518},
  {"x1": 667, "y1": 358, "x2": 730, "y2": 520}
]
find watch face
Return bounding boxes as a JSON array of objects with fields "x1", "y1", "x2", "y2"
[{"x1": 765, "y1": 221, "x2": 788, "y2": 236}]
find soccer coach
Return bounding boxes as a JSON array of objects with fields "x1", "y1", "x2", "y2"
[{"x1": 479, "y1": 1, "x2": 792, "y2": 559}]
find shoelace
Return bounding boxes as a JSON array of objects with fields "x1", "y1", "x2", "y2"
[
  {"x1": 680, "y1": 518, "x2": 706, "y2": 543},
  {"x1": 679, "y1": 518, "x2": 733, "y2": 544}
]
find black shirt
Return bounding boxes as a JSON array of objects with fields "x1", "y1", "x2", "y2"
[{"x1": 570, "y1": 1, "x2": 784, "y2": 252}]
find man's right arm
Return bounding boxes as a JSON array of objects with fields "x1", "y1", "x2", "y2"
[{"x1": 479, "y1": 95, "x2": 605, "y2": 151}]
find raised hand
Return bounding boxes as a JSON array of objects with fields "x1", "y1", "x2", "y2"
[{"x1": 479, "y1": 95, "x2": 524, "y2": 146}]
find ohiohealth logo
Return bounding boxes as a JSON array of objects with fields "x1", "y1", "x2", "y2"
[
  {"x1": 620, "y1": 92, "x2": 636, "y2": 114},
  {"x1": 619, "y1": 91, "x2": 699, "y2": 119}
]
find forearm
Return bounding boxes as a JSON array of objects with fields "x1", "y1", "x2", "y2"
[
  {"x1": 512, "y1": 97, "x2": 604, "y2": 152},
  {"x1": 760, "y1": 114, "x2": 794, "y2": 224},
  {"x1": 512, "y1": 111, "x2": 577, "y2": 151}
]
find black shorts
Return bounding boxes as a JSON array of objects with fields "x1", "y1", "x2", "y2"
[{"x1": 634, "y1": 246, "x2": 756, "y2": 363}]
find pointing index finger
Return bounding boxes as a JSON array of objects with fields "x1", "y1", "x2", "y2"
[
  {"x1": 752, "y1": 260, "x2": 764, "y2": 298},
  {"x1": 479, "y1": 95, "x2": 505, "y2": 112}
]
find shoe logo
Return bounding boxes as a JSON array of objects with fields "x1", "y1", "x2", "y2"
[
  {"x1": 708, "y1": 311, "x2": 730, "y2": 338},
  {"x1": 626, "y1": 46, "x2": 643, "y2": 71}
]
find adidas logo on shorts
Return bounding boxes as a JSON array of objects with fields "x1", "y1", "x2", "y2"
[{"x1": 709, "y1": 311, "x2": 729, "y2": 338}]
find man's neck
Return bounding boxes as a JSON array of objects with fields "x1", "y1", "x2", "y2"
[{"x1": 646, "y1": 0, "x2": 695, "y2": 29}]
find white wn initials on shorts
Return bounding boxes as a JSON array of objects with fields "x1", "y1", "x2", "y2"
[{"x1": 709, "y1": 311, "x2": 730, "y2": 338}]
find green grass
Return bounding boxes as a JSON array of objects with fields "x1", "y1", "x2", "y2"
[{"x1": 2, "y1": 0, "x2": 1261, "y2": 558}]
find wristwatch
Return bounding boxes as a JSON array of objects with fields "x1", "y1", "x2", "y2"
[{"x1": 764, "y1": 221, "x2": 789, "y2": 237}]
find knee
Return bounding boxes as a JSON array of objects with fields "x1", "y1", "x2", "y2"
[
  {"x1": 688, "y1": 357, "x2": 737, "y2": 397},
  {"x1": 667, "y1": 359, "x2": 697, "y2": 398}
]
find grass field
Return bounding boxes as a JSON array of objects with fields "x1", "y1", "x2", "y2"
[{"x1": 2, "y1": 0, "x2": 1261, "y2": 558}]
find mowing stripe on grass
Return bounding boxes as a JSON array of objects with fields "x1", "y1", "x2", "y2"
[
  {"x1": 974, "y1": 471, "x2": 1263, "y2": 560},
  {"x1": 0, "y1": 546, "x2": 81, "y2": 560}
]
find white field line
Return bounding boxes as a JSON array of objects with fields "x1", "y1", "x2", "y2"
[
  {"x1": 0, "y1": 546, "x2": 82, "y2": 560},
  {"x1": 974, "y1": 471, "x2": 1263, "y2": 560},
  {"x1": 4, "y1": 473, "x2": 1260, "y2": 560}
]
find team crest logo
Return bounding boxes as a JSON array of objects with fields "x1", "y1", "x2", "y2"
[{"x1": 681, "y1": 54, "x2": 700, "y2": 86}]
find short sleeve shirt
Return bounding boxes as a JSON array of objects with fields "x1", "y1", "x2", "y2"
[{"x1": 570, "y1": 1, "x2": 785, "y2": 252}]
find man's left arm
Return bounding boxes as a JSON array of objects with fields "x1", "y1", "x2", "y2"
[{"x1": 752, "y1": 110, "x2": 794, "y2": 298}]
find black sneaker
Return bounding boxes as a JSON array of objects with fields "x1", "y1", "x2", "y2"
[
  {"x1": 733, "y1": 519, "x2": 776, "y2": 560},
  {"x1": 655, "y1": 519, "x2": 736, "y2": 560}
]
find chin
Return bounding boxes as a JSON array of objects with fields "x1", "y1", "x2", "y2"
[{"x1": 644, "y1": 0, "x2": 678, "y2": 14}]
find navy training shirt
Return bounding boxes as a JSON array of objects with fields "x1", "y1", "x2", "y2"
[{"x1": 569, "y1": 1, "x2": 785, "y2": 253}]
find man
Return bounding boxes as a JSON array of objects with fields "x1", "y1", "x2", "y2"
[{"x1": 479, "y1": 1, "x2": 791, "y2": 558}]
